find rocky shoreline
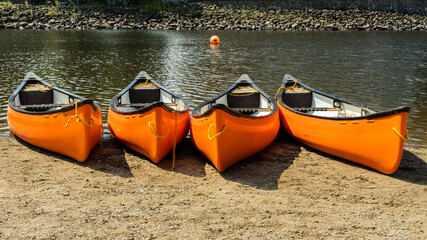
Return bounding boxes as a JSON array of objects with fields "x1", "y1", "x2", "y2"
[{"x1": 0, "y1": 2, "x2": 426, "y2": 31}]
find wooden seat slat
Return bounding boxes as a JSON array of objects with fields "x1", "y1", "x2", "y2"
[{"x1": 294, "y1": 107, "x2": 341, "y2": 112}]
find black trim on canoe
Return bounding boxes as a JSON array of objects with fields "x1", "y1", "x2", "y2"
[
  {"x1": 8, "y1": 72, "x2": 100, "y2": 115},
  {"x1": 191, "y1": 74, "x2": 278, "y2": 119},
  {"x1": 109, "y1": 71, "x2": 190, "y2": 115},
  {"x1": 277, "y1": 74, "x2": 410, "y2": 121}
]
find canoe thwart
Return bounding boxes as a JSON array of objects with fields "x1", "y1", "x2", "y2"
[
  {"x1": 18, "y1": 103, "x2": 72, "y2": 109},
  {"x1": 117, "y1": 102, "x2": 177, "y2": 108},
  {"x1": 294, "y1": 107, "x2": 341, "y2": 112},
  {"x1": 231, "y1": 107, "x2": 272, "y2": 112}
]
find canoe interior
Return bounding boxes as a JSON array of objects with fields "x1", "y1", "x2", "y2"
[
  {"x1": 113, "y1": 77, "x2": 187, "y2": 113},
  {"x1": 281, "y1": 81, "x2": 377, "y2": 118},
  {"x1": 12, "y1": 79, "x2": 79, "y2": 112},
  {"x1": 196, "y1": 82, "x2": 273, "y2": 117}
]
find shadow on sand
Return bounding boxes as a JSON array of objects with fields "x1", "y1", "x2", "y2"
[
  {"x1": 219, "y1": 134, "x2": 301, "y2": 190},
  {"x1": 391, "y1": 149, "x2": 427, "y2": 185},
  {"x1": 116, "y1": 138, "x2": 208, "y2": 178},
  {"x1": 14, "y1": 134, "x2": 134, "y2": 178},
  {"x1": 301, "y1": 143, "x2": 427, "y2": 186},
  {"x1": 157, "y1": 138, "x2": 208, "y2": 178}
]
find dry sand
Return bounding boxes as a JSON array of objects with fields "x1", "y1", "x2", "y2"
[{"x1": 0, "y1": 134, "x2": 426, "y2": 239}]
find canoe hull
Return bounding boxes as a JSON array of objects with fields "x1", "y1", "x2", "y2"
[
  {"x1": 191, "y1": 109, "x2": 280, "y2": 172},
  {"x1": 108, "y1": 106, "x2": 190, "y2": 163},
  {"x1": 277, "y1": 103, "x2": 408, "y2": 174},
  {"x1": 7, "y1": 104, "x2": 102, "y2": 162}
]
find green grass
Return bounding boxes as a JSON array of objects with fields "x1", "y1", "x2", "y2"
[
  {"x1": 54, "y1": 0, "x2": 60, "y2": 8},
  {"x1": 138, "y1": 0, "x2": 169, "y2": 12},
  {"x1": 0, "y1": 1, "x2": 13, "y2": 7},
  {"x1": 136, "y1": 0, "x2": 198, "y2": 14},
  {"x1": 69, "y1": 3, "x2": 80, "y2": 18},
  {"x1": 78, "y1": 3, "x2": 109, "y2": 10},
  {"x1": 46, "y1": 8, "x2": 58, "y2": 16},
  {"x1": 0, "y1": 0, "x2": 198, "y2": 17}
]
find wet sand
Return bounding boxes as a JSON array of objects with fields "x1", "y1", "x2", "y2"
[{"x1": 0, "y1": 134, "x2": 426, "y2": 239}]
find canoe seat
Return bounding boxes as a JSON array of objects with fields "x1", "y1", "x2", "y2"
[
  {"x1": 282, "y1": 90, "x2": 312, "y2": 108},
  {"x1": 294, "y1": 107, "x2": 341, "y2": 112},
  {"x1": 129, "y1": 86, "x2": 160, "y2": 104},
  {"x1": 227, "y1": 86, "x2": 260, "y2": 108},
  {"x1": 19, "y1": 85, "x2": 53, "y2": 106}
]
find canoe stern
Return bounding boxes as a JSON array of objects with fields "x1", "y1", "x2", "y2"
[
  {"x1": 278, "y1": 102, "x2": 409, "y2": 174},
  {"x1": 7, "y1": 103, "x2": 102, "y2": 162},
  {"x1": 191, "y1": 109, "x2": 280, "y2": 172},
  {"x1": 108, "y1": 106, "x2": 190, "y2": 163}
]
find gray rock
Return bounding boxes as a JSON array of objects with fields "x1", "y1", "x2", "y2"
[{"x1": 10, "y1": 15, "x2": 19, "y2": 21}]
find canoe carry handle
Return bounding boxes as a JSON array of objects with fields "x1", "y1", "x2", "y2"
[
  {"x1": 274, "y1": 79, "x2": 299, "y2": 100},
  {"x1": 65, "y1": 101, "x2": 94, "y2": 128},
  {"x1": 392, "y1": 127, "x2": 409, "y2": 141},
  {"x1": 274, "y1": 87, "x2": 286, "y2": 101},
  {"x1": 148, "y1": 121, "x2": 169, "y2": 139},
  {"x1": 208, "y1": 124, "x2": 226, "y2": 140},
  {"x1": 288, "y1": 79, "x2": 299, "y2": 91}
]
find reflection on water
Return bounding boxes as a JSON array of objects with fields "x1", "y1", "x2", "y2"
[{"x1": 0, "y1": 30, "x2": 426, "y2": 146}]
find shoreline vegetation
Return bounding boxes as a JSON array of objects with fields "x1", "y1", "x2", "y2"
[{"x1": 0, "y1": 1, "x2": 426, "y2": 31}]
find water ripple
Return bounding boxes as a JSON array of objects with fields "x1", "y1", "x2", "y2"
[{"x1": 0, "y1": 30, "x2": 426, "y2": 146}]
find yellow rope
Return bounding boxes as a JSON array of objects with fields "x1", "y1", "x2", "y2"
[
  {"x1": 208, "y1": 124, "x2": 226, "y2": 140},
  {"x1": 148, "y1": 121, "x2": 169, "y2": 138},
  {"x1": 274, "y1": 79, "x2": 300, "y2": 100},
  {"x1": 172, "y1": 111, "x2": 178, "y2": 172},
  {"x1": 274, "y1": 87, "x2": 287, "y2": 101},
  {"x1": 289, "y1": 79, "x2": 299, "y2": 91},
  {"x1": 65, "y1": 101, "x2": 94, "y2": 128},
  {"x1": 392, "y1": 127, "x2": 409, "y2": 141}
]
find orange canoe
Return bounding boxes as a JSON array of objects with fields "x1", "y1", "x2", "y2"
[
  {"x1": 108, "y1": 71, "x2": 190, "y2": 163},
  {"x1": 7, "y1": 72, "x2": 103, "y2": 162},
  {"x1": 276, "y1": 74, "x2": 410, "y2": 174},
  {"x1": 191, "y1": 74, "x2": 280, "y2": 172}
]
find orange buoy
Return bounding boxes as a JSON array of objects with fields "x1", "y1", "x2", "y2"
[{"x1": 210, "y1": 35, "x2": 220, "y2": 45}]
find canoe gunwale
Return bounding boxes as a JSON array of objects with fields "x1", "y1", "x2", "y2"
[
  {"x1": 191, "y1": 74, "x2": 278, "y2": 118},
  {"x1": 277, "y1": 74, "x2": 410, "y2": 121},
  {"x1": 8, "y1": 72, "x2": 100, "y2": 115},
  {"x1": 109, "y1": 71, "x2": 189, "y2": 115}
]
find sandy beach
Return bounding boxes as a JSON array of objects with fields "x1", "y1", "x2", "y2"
[{"x1": 0, "y1": 134, "x2": 426, "y2": 239}]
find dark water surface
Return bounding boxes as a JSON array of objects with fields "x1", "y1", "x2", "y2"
[{"x1": 0, "y1": 30, "x2": 425, "y2": 146}]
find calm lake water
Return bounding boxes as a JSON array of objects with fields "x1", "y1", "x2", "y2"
[{"x1": 0, "y1": 30, "x2": 426, "y2": 146}]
